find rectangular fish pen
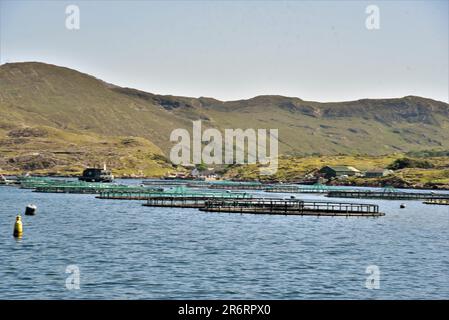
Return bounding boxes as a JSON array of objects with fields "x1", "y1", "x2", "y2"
[
  {"x1": 19, "y1": 177, "x2": 69, "y2": 189},
  {"x1": 327, "y1": 190, "x2": 449, "y2": 201},
  {"x1": 199, "y1": 198, "x2": 383, "y2": 217},
  {"x1": 265, "y1": 185, "x2": 324, "y2": 193},
  {"x1": 423, "y1": 198, "x2": 449, "y2": 205},
  {"x1": 142, "y1": 192, "x2": 253, "y2": 208},
  {"x1": 207, "y1": 182, "x2": 267, "y2": 190},
  {"x1": 34, "y1": 182, "x2": 163, "y2": 194},
  {"x1": 142, "y1": 179, "x2": 198, "y2": 186},
  {"x1": 264, "y1": 184, "x2": 355, "y2": 194},
  {"x1": 97, "y1": 190, "x2": 169, "y2": 199},
  {"x1": 99, "y1": 186, "x2": 252, "y2": 201}
]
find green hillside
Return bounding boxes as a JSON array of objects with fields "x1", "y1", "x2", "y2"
[{"x1": 1, "y1": 61, "x2": 449, "y2": 176}]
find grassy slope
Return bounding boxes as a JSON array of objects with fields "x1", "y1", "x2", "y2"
[
  {"x1": 224, "y1": 154, "x2": 400, "y2": 181},
  {"x1": 1, "y1": 62, "x2": 449, "y2": 179},
  {"x1": 0, "y1": 62, "x2": 194, "y2": 152},
  {"x1": 2, "y1": 62, "x2": 449, "y2": 156},
  {"x1": 201, "y1": 96, "x2": 449, "y2": 155},
  {"x1": 0, "y1": 125, "x2": 174, "y2": 177},
  {"x1": 224, "y1": 154, "x2": 449, "y2": 187}
]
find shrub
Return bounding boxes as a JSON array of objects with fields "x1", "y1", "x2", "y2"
[{"x1": 387, "y1": 157, "x2": 434, "y2": 170}]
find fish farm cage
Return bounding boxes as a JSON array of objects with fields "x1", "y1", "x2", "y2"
[
  {"x1": 18, "y1": 177, "x2": 163, "y2": 194},
  {"x1": 100, "y1": 187, "x2": 253, "y2": 201},
  {"x1": 199, "y1": 198, "x2": 383, "y2": 217}
]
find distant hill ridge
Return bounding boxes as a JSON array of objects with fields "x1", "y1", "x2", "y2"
[{"x1": 1, "y1": 61, "x2": 449, "y2": 156}]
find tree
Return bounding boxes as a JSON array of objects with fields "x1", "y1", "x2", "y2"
[
  {"x1": 196, "y1": 162, "x2": 207, "y2": 171},
  {"x1": 387, "y1": 157, "x2": 433, "y2": 170}
]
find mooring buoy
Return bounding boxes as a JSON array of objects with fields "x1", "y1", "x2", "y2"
[
  {"x1": 13, "y1": 215, "x2": 23, "y2": 238},
  {"x1": 25, "y1": 204, "x2": 37, "y2": 216}
]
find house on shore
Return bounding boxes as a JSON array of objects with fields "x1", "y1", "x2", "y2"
[
  {"x1": 318, "y1": 165, "x2": 361, "y2": 179},
  {"x1": 164, "y1": 172, "x2": 189, "y2": 180},
  {"x1": 364, "y1": 169, "x2": 394, "y2": 178},
  {"x1": 190, "y1": 168, "x2": 220, "y2": 181}
]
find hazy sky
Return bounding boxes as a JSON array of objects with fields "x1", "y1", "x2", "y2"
[{"x1": 1, "y1": 0, "x2": 448, "y2": 102}]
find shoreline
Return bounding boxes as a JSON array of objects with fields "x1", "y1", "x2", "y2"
[{"x1": 3, "y1": 172, "x2": 449, "y2": 191}]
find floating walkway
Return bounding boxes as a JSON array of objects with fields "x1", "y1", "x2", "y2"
[
  {"x1": 423, "y1": 199, "x2": 449, "y2": 205},
  {"x1": 208, "y1": 181, "x2": 266, "y2": 190},
  {"x1": 100, "y1": 187, "x2": 252, "y2": 202},
  {"x1": 142, "y1": 180, "x2": 357, "y2": 193},
  {"x1": 142, "y1": 179, "x2": 267, "y2": 190},
  {"x1": 33, "y1": 181, "x2": 163, "y2": 194},
  {"x1": 98, "y1": 191, "x2": 167, "y2": 200},
  {"x1": 199, "y1": 198, "x2": 383, "y2": 217},
  {"x1": 19, "y1": 177, "x2": 163, "y2": 195},
  {"x1": 141, "y1": 179, "x2": 347, "y2": 193},
  {"x1": 142, "y1": 179, "x2": 197, "y2": 186},
  {"x1": 18, "y1": 177, "x2": 67, "y2": 189},
  {"x1": 142, "y1": 192, "x2": 252, "y2": 208},
  {"x1": 327, "y1": 189, "x2": 449, "y2": 201},
  {"x1": 265, "y1": 183, "x2": 354, "y2": 194}
]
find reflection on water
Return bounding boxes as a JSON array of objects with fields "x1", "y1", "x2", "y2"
[{"x1": 0, "y1": 181, "x2": 448, "y2": 299}]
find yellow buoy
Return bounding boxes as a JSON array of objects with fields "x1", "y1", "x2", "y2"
[{"x1": 13, "y1": 215, "x2": 23, "y2": 238}]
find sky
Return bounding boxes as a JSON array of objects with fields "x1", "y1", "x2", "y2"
[{"x1": 0, "y1": 0, "x2": 448, "y2": 102}]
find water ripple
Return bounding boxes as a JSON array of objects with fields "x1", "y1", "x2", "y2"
[{"x1": 0, "y1": 184, "x2": 448, "y2": 299}]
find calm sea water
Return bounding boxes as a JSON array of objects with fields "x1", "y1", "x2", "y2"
[{"x1": 0, "y1": 181, "x2": 448, "y2": 299}]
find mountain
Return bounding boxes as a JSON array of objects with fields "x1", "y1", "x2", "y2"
[{"x1": 1, "y1": 61, "x2": 448, "y2": 175}]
